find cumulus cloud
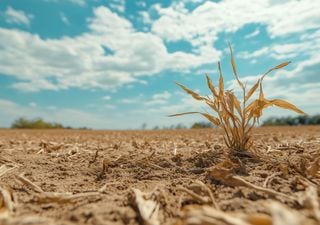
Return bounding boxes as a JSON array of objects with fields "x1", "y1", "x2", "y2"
[
  {"x1": 109, "y1": 0, "x2": 126, "y2": 13},
  {"x1": 1, "y1": 0, "x2": 319, "y2": 114},
  {"x1": 4, "y1": 6, "x2": 33, "y2": 26},
  {"x1": 144, "y1": 91, "x2": 172, "y2": 106},
  {"x1": 0, "y1": 6, "x2": 220, "y2": 92},
  {"x1": 238, "y1": 36, "x2": 320, "y2": 60},
  {"x1": 102, "y1": 95, "x2": 111, "y2": 100},
  {"x1": 152, "y1": 0, "x2": 320, "y2": 45}
]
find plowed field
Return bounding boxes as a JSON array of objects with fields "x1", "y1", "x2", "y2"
[{"x1": 0, "y1": 126, "x2": 319, "y2": 225}]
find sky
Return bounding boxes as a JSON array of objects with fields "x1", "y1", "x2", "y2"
[{"x1": 0, "y1": 0, "x2": 319, "y2": 129}]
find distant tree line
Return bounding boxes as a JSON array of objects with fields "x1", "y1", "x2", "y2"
[
  {"x1": 190, "y1": 122, "x2": 214, "y2": 129},
  {"x1": 11, "y1": 117, "x2": 66, "y2": 129},
  {"x1": 262, "y1": 114, "x2": 320, "y2": 126},
  {"x1": 11, "y1": 117, "x2": 90, "y2": 129},
  {"x1": 151, "y1": 122, "x2": 214, "y2": 130}
]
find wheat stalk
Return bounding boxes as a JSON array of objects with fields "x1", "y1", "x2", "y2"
[{"x1": 169, "y1": 44, "x2": 305, "y2": 153}]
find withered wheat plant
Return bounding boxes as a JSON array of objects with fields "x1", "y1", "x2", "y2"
[{"x1": 170, "y1": 44, "x2": 305, "y2": 153}]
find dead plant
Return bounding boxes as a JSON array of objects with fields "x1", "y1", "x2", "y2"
[{"x1": 170, "y1": 44, "x2": 305, "y2": 153}]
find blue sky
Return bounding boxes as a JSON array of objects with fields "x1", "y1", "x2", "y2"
[{"x1": 0, "y1": 0, "x2": 319, "y2": 129}]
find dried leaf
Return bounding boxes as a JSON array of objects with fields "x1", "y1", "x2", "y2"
[
  {"x1": 169, "y1": 112, "x2": 200, "y2": 117},
  {"x1": 200, "y1": 113, "x2": 221, "y2": 126},
  {"x1": 229, "y1": 43, "x2": 243, "y2": 88},
  {"x1": 169, "y1": 112, "x2": 220, "y2": 126},
  {"x1": 259, "y1": 82, "x2": 264, "y2": 101},
  {"x1": 262, "y1": 61, "x2": 291, "y2": 80},
  {"x1": 245, "y1": 79, "x2": 260, "y2": 101},
  {"x1": 272, "y1": 61, "x2": 291, "y2": 70},
  {"x1": 270, "y1": 99, "x2": 305, "y2": 115},
  {"x1": 175, "y1": 82, "x2": 207, "y2": 101},
  {"x1": 206, "y1": 75, "x2": 218, "y2": 97},
  {"x1": 232, "y1": 93, "x2": 242, "y2": 116},
  {"x1": 217, "y1": 62, "x2": 224, "y2": 96}
]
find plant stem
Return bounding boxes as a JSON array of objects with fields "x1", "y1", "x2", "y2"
[{"x1": 241, "y1": 86, "x2": 246, "y2": 150}]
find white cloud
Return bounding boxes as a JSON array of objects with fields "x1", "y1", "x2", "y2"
[
  {"x1": 44, "y1": 0, "x2": 85, "y2": 6},
  {"x1": 29, "y1": 102, "x2": 37, "y2": 107},
  {"x1": 139, "y1": 11, "x2": 152, "y2": 24},
  {"x1": 0, "y1": 6, "x2": 220, "y2": 92},
  {"x1": 238, "y1": 38, "x2": 320, "y2": 60},
  {"x1": 238, "y1": 47, "x2": 270, "y2": 59},
  {"x1": 120, "y1": 94, "x2": 144, "y2": 104},
  {"x1": 144, "y1": 91, "x2": 172, "y2": 106},
  {"x1": 4, "y1": 6, "x2": 33, "y2": 26},
  {"x1": 244, "y1": 28, "x2": 260, "y2": 39},
  {"x1": 152, "y1": 91, "x2": 171, "y2": 100},
  {"x1": 195, "y1": 68, "x2": 217, "y2": 76},
  {"x1": 152, "y1": 0, "x2": 320, "y2": 46},
  {"x1": 102, "y1": 95, "x2": 111, "y2": 100},
  {"x1": 60, "y1": 12, "x2": 70, "y2": 25},
  {"x1": 109, "y1": 0, "x2": 126, "y2": 13}
]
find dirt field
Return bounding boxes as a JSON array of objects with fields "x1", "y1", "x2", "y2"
[{"x1": 0, "y1": 126, "x2": 320, "y2": 225}]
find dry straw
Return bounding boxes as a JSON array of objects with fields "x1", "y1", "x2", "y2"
[{"x1": 170, "y1": 44, "x2": 305, "y2": 153}]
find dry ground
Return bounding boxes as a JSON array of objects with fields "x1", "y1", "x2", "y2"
[{"x1": 0, "y1": 126, "x2": 320, "y2": 225}]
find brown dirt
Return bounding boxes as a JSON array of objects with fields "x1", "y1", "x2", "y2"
[{"x1": 0, "y1": 126, "x2": 319, "y2": 225}]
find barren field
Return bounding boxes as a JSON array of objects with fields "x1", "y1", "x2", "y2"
[{"x1": 0, "y1": 126, "x2": 320, "y2": 225}]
